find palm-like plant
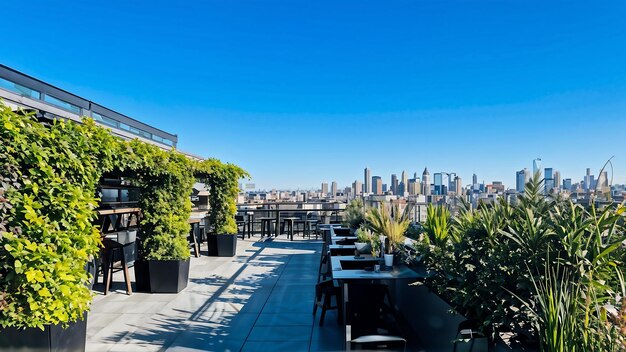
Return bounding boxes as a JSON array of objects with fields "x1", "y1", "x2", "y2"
[
  {"x1": 423, "y1": 204, "x2": 453, "y2": 248},
  {"x1": 365, "y1": 203, "x2": 410, "y2": 254}
]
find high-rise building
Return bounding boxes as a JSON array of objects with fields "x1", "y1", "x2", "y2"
[
  {"x1": 544, "y1": 168, "x2": 554, "y2": 193},
  {"x1": 364, "y1": 168, "x2": 372, "y2": 194},
  {"x1": 434, "y1": 172, "x2": 443, "y2": 195},
  {"x1": 408, "y1": 178, "x2": 420, "y2": 195},
  {"x1": 563, "y1": 178, "x2": 572, "y2": 191},
  {"x1": 400, "y1": 171, "x2": 408, "y2": 196},
  {"x1": 331, "y1": 181, "x2": 337, "y2": 198},
  {"x1": 516, "y1": 168, "x2": 528, "y2": 193},
  {"x1": 454, "y1": 176, "x2": 462, "y2": 196},
  {"x1": 382, "y1": 184, "x2": 388, "y2": 193},
  {"x1": 391, "y1": 174, "x2": 398, "y2": 195},
  {"x1": 472, "y1": 173, "x2": 478, "y2": 186},
  {"x1": 553, "y1": 171, "x2": 561, "y2": 191},
  {"x1": 448, "y1": 172, "x2": 457, "y2": 193},
  {"x1": 372, "y1": 176, "x2": 383, "y2": 195},
  {"x1": 352, "y1": 180, "x2": 362, "y2": 196},
  {"x1": 321, "y1": 182, "x2": 328, "y2": 196},
  {"x1": 422, "y1": 168, "x2": 431, "y2": 196},
  {"x1": 584, "y1": 168, "x2": 591, "y2": 191},
  {"x1": 533, "y1": 158, "x2": 542, "y2": 176}
]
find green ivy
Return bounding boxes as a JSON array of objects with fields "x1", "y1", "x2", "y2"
[
  {"x1": 196, "y1": 160, "x2": 248, "y2": 234},
  {"x1": 0, "y1": 105, "x2": 119, "y2": 329}
]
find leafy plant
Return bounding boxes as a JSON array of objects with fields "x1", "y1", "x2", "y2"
[
  {"x1": 0, "y1": 105, "x2": 118, "y2": 329},
  {"x1": 196, "y1": 160, "x2": 248, "y2": 235},
  {"x1": 343, "y1": 198, "x2": 366, "y2": 230},
  {"x1": 355, "y1": 225, "x2": 377, "y2": 256},
  {"x1": 365, "y1": 203, "x2": 410, "y2": 254},
  {"x1": 129, "y1": 141, "x2": 195, "y2": 261}
]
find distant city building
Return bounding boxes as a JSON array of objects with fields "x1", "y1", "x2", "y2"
[
  {"x1": 516, "y1": 168, "x2": 528, "y2": 193},
  {"x1": 400, "y1": 171, "x2": 408, "y2": 196},
  {"x1": 321, "y1": 182, "x2": 328, "y2": 196},
  {"x1": 544, "y1": 167, "x2": 554, "y2": 193},
  {"x1": 533, "y1": 158, "x2": 542, "y2": 176},
  {"x1": 422, "y1": 168, "x2": 431, "y2": 196},
  {"x1": 364, "y1": 168, "x2": 372, "y2": 194},
  {"x1": 584, "y1": 168, "x2": 592, "y2": 192},
  {"x1": 352, "y1": 180, "x2": 362, "y2": 196},
  {"x1": 391, "y1": 174, "x2": 398, "y2": 195},
  {"x1": 454, "y1": 176, "x2": 462, "y2": 196},
  {"x1": 554, "y1": 171, "x2": 561, "y2": 191},
  {"x1": 331, "y1": 181, "x2": 338, "y2": 198},
  {"x1": 434, "y1": 172, "x2": 443, "y2": 195},
  {"x1": 408, "y1": 178, "x2": 420, "y2": 196},
  {"x1": 563, "y1": 178, "x2": 572, "y2": 191},
  {"x1": 472, "y1": 173, "x2": 478, "y2": 186},
  {"x1": 372, "y1": 176, "x2": 383, "y2": 195},
  {"x1": 382, "y1": 183, "x2": 388, "y2": 193}
]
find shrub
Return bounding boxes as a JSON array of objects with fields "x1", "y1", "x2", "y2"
[
  {"x1": 0, "y1": 105, "x2": 118, "y2": 329},
  {"x1": 343, "y1": 198, "x2": 366, "y2": 230}
]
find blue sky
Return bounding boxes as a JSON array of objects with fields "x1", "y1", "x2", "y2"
[{"x1": 2, "y1": 1, "x2": 626, "y2": 189}]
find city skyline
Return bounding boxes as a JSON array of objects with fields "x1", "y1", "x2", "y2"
[{"x1": 2, "y1": 1, "x2": 625, "y2": 189}]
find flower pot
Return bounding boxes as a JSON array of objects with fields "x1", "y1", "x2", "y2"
[
  {"x1": 0, "y1": 313, "x2": 87, "y2": 352},
  {"x1": 134, "y1": 259, "x2": 190, "y2": 293},
  {"x1": 384, "y1": 254, "x2": 394, "y2": 267},
  {"x1": 354, "y1": 242, "x2": 372, "y2": 254},
  {"x1": 208, "y1": 234, "x2": 237, "y2": 257}
]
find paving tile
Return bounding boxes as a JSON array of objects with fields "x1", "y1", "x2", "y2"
[
  {"x1": 241, "y1": 340, "x2": 310, "y2": 352},
  {"x1": 247, "y1": 325, "x2": 312, "y2": 342},
  {"x1": 255, "y1": 312, "x2": 314, "y2": 326}
]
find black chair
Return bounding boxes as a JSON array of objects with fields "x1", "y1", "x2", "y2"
[
  {"x1": 346, "y1": 283, "x2": 404, "y2": 351},
  {"x1": 313, "y1": 279, "x2": 342, "y2": 326},
  {"x1": 235, "y1": 215, "x2": 246, "y2": 239},
  {"x1": 100, "y1": 231, "x2": 136, "y2": 295}
]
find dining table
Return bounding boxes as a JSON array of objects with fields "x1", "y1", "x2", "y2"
[{"x1": 330, "y1": 254, "x2": 426, "y2": 351}]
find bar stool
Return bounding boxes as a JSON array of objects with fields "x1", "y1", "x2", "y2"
[
  {"x1": 101, "y1": 234, "x2": 134, "y2": 295},
  {"x1": 281, "y1": 217, "x2": 296, "y2": 241},
  {"x1": 313, "y1": 279, "x2": 342, "y2": 326},
  {"x1": 259, "y1": 218, "x2": 275, "y2": 238}
]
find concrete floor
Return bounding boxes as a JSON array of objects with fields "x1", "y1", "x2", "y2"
[{"x1": 87, "y1": 236, "x2": 344, "y2": 352}]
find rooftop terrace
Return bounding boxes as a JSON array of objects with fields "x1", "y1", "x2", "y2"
[{"x1": 88, "y1": 237, "x2": 344, "y2": 352}]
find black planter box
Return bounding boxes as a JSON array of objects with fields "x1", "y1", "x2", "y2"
[
  {"x1": 0, "y1": 314, "x2": 87, "y2": 352},
  {"x1": 207, "y1": 234, "x2": 237, "y2": 257},
  {"x1": 134, "y1": 259, "x2": 190, "y2": 293}
]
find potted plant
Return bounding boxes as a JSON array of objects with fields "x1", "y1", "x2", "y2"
[
  {"x1": 365, "y1": 203, "x2": 410, "y2": 267},
  {"x1": 343, "y1": 198, "x2": 366, "y2": 234},
  {"x1": 132, "y1": 143, "x2": 194, "y2": 293},
  {"x1": 354, "y1": 226, "x2": 374, "y2": 255},
  {"x1": 201, "y1": 162, "x2": 248, "y2": 257},
  {"x1": 0, "y1": 106, "x2": 119, "y2": 351}
]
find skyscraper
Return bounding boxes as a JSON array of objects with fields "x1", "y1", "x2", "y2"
[
  {"x1": 544, "y1": 167, "x2": 554, "y2": 193},
  {"x1": 331, "y1": 181, "x2": 337, "y2": 198},
  {"x1": 321, "y1": 182, "x2": 328, "y2": 196},
  {"x1": 533, "y1": 158, "x2": 542, "y2": 176},
  {"x1": 585, "y1": 168, "x2": 591, "y2": 191},
  {"x1": 391, "y1": 174, "x2": 398, "y2": 195},
  {"x1": 563, "y1": 178, "x2": 572, "y2": 191},
  {"x1": 352, "y1": 180, "x2": 362, "y2": 196},
  {"x1": 516, "y1": 168, "x2": 527, "y2": 193},
  {"x1": 400, "y1": 171, "x2": 408, "y2": 196},
  {"x1": 372, "y1": 176, "x2": 383, "y2": 195},
  {"x1": 472, "y1": 173, "x2": 478, "y2": 186},
  {"x1": 553, "y1": 171, "x2": 561, "y2": 191},
  {"x1": 448, "y1": 172, "x2": 457, "y2": 193},
  {"x1": 434, "y1": 172, "x2": 443, "y2": 195},
  {"x1": 454, "y1": 176, "x2": 462, "y2": 196},
  {"x1": 422, "y1": 167, "x2": 431, "y2": 196},
  {"x1": 364, "y1": 168, "x2": 372, "y2": 194},
  {"x1": 382, "y1": 184, "x2": 388, "y2": 193}
]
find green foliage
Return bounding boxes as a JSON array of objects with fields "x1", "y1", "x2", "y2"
[
  {"x1": 196, "y1": 160, "x2": 248, "y2": 234},
  {"x1": 417, "y1": 174, "x2": 626, "y2": 349},
  {"x1": 0, "y1": 105, "x2": 119, "y2": 329},
  {"x1": 365, "y1": 203, "x2": 410, "y2": 253},
  {"x1": 422, "y1": 204, "x2": 453, "y2": 247},
  {"x1": 343, "y1": 198, "x2": 366, "y2": 230},
  {"x1": 129, "y1": 141, "x2": 195, "y2": 260}
]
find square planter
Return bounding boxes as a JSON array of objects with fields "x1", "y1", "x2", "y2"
[
  {"x1": 134, "y1": 259, "x2": 190, "y2": 293},
  {"x1": 207, "y1": 234, "x2": 237, "y2": 257},
  {"x1": 0, "y1": 313, "x2": 87, "y2": 352}
]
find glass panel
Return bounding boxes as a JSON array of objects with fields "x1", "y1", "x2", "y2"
[
  {"x1": 162, "y1": 138, "x2": 174, "y2": 146},
  {"x1": 118, "y1": 122, "x2": 130, "y2": 131},
  {"x1": 130, "y1": 126, "x2": 151, "y2": 139},
  {"x1": 92, "y1": 112, "x2": 119, "y2": 128},
  {"x1": 152, "y1": 134, "x2": 164, "y2": 143},
  {"x1": 43, "y1": 94, "x2": 81, "y2": 114},
  {"x1": 0, "y1": 77, "x2": 41, "y2": 99}
]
